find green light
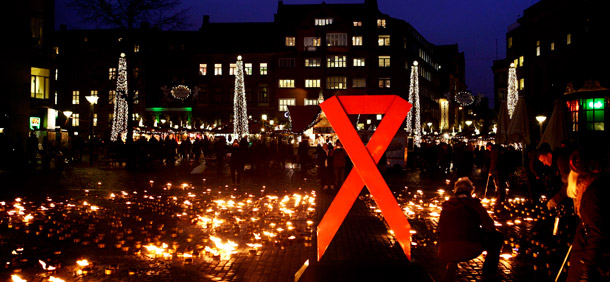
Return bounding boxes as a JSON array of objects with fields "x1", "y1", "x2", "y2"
[
  {"x1": 146, "y1": 107, "x2": 192, "y2": 112},
  {"x1": 594, "y1": 101, "x2": 603, "y2": 109}
]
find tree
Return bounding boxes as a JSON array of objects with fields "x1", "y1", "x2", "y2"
[
  {"x1": 67, "y1": 0, "x2": 189, "y2": 30},
  {"x1": 233, "y1": 56, "x2": 248, "y2": 139}
]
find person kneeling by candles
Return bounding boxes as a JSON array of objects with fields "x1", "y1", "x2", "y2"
[{"x1": 438, "y1": 177, "x2": 503, "y2": 282}]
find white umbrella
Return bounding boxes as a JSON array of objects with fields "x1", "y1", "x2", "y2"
[
  {"x1": 538, "y1": 99, "x2": 568, "y2": 150},
  {"x1": 507, "y1": 97, "x2": 530, "y2": 145},
  {"x1": 496, "y1": 101, "x2": 510, "y2": 144}
]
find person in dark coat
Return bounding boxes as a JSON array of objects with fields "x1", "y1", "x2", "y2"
[
  {"x1": 566, "y1": 146, "x2": 610, "y2": 281},
  {"x1": 229, "y1": 139, "x2": 246, "y2": 185},
  {"x1": 438, "y1": 177, "x2": 503, "y2": 281},
  {"x1": 317, "y1": 143, "x2": 333, "y2": 189},
  {"x1": 331, "y1": 140, "x2": 347, "y2": 188}
]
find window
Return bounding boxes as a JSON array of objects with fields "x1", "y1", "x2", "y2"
[
  {"x1": 260, "y1": 63, "x2": 268, "y2": 75},
  {"x1": 258, "y1": 85, "x2": 269, "y2": 103},
  {"x1": 519, "y1": 56, "x2": 524, "y2": 67},
  {"x1": 285, "y1": 36, "x2": 296, "y2": 46},
  {"x1": 327, "y1": 55, "x2": 346, "y2": 68},
  {"x1": 353, "y1": 21, "x2": 362, "y2": 27},
  {"x1": 305, "y1": 58, "x2": 321, "y2": 67},
  {"x1": 304, "y1": 99, "x2": 320, "y2": 106},
  {"x1": 353, "y1": 58, "x2": 365, "y2": 67},
  {"x1": 326, "y1": 33, "x2": 347, "y2": 46},
  {"x1": 109, "y1": 90, "x2": 116, "y2": 104},
  {"x1": 584, "y1": 98, "x2": 605, "y2": 131},
  {"x1": 304, "y1": 37, "x2": 321, "y2": 47},
  {"x1": 566, "y1": 100, "x2": 579, "y2": 132},
  {"x1": 378, "y1": 78, "x2": 390, "y2": 88},
  {"x1": 352, "y1": 36, "x2": 363, "y2": 46},
  {"x1": 198, "y1": 86, "x2": 208, "y2": 103},
  {"x1": 326, "y1": 76, "x2": 347, "y2": 89},
  {"x1": 108, "y1": 113, "x2": 114, "y2": 123},
  {"x1": 214, "y1": 64, "x2": 222, "y2": 75},
  {"x1": 134, "y1": 45, "x2": 140, "y2": 52},
  {"x1": 199, "y1": 64, "x2": 207, "y2": 75},
  {"x1": 378, "y1": 56, "x2": 391, "y2": 67},
  {"x1": 513, "y1": 59, "x2": 518, "y2": 68},
  {"x1": 245, "y1": 63, "x2": 253, "y2": 75},
  {"x1": 567, "y1": 33, "x2": 572, "y2": 45},
  {"x1": 508, "y1": 37, "x2": 513, "y2": 48},
  {"x1": 352, "y1": 78, "x2": 366, "y2": 88},
  {"x1": 133, "y1": 90, "x2": 139, "y2": 104},
  {"x1": 551, "y1": 42, "x2": 555, "y2": 51},
  {"x1": 279, "y1": 58, "x2": 295, "y2": 67},
  {"x1": 230, "y1": 63, "x2": 237, "y2": 75},
  {"x1": 133, "y1": 67, "x2": 140, "y2": 79},
  {"x1": 109, "y1": 68, "x2": 117, "y2": 80},
  {"x1": 378, "y1": 35, "x2": 390, "y2": 46},
  {"x1": 213, "y1": 88, "x2": 222, "y2": 103},
  {"x1": 72, "y1": 90, "x2": 80, "y2": 104},
  {"x1": 279, "y1": 79, "x2": 295, "y2": 88},
  {"x1": 377, "y1": 19, "x2": 386, "y2": 28},
  {"x1": 54, "y1": 46, "x2": 59, "y2": 55},
  {"x1": 30, "y1": 67, "x2": 50, "y2": 99},
  {"x1": 536, "y1": 41, "x2": 541, "y2": 56},
  {"x1": 305, "y1": 79, "x2": 321, "y2": 88},
  {"x1": 72, "y1": 113, "x2": 80, "y2": 126},
  {"x1": 519, "y1": 78, "x2": 524, "y2": 90},
  {"x1": 90, "y1": 90, "x2": 98, "y2": 98},
  {"x1": 31, "y1": 17, "x2": 43, "y2": 47},
  {"x1": 315, "y1": 18, "x2": 333, "y2": 26},
  {"x1": 279, "y1": 98, "x2": 296, "y2": 111}
]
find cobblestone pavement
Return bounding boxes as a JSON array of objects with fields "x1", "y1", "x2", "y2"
[{"x1": 1, "y1": 160, "x2": 575, "y2": 281}]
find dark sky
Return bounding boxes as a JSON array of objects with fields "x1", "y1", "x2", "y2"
[{"x1": 55, "y1": 0, "x2": 540, "y2": 105}]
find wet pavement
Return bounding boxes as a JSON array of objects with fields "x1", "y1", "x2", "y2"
[{"x1": 1, "y1": 159, "x2": 576, "y2": 281}]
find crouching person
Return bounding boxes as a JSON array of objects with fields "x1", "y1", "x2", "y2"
[{"x1": 438, "y1": 177, "x2": 503, "y2": 281}]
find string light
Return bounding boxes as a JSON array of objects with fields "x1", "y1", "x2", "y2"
[
  {"x1": 507, "y1": 63, "x2": 518, "y2": 119},
  {"x1": 233, "y1": 55, "x2": 249, "y2": 138},
  {"x1": 406, "y1": 61, "x2": 421, "y2": 147},
  {"x1": 111, "y1": 53, "x2": 129, "y2": 141}
]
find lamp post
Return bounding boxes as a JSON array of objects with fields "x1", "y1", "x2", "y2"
[
  {"x1": 426, "y1": 122, "x2": 433, "y2": 135},
  {"x1": 85, "y1": 95, "x2": 99, "y2": 165},
  {"x1": 536, "y1": 115, "x2": 547, "y2": 137}
]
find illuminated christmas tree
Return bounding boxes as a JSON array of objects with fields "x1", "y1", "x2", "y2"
[
  {"x1": 507, "y1": 63, "x2": 518, "y2": 119},
  {"x1": 233, "y1": 56, "x2": 248, "y2": 138},
  {"x1": 111, "y1": 53, "x2": 129, "y2": 141},
  {"x1": 406, "y1": 61, "x2": 421, "y2": 146}
]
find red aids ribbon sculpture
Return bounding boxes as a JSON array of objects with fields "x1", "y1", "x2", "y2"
[{"x1": 317, "y1": 95, "x2": 413, "y2": 261}]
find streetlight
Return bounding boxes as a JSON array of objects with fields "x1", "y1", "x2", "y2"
[
  {"x1": 261, "y1": 114, "x2": 267, "y2": 133},
  {"x1": 85, "y1": 95, "x2": 99, "y2": 165},
  {"x1": 426, "y1": 122, "x2": 433, "y2": 135},
  {"x1": 536, "y1": 115, "x2": 547, "y2": 136}
]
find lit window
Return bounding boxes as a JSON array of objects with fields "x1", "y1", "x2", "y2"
[
  {"x1": 214, "y1": 64, "x2": 222, "y2": 75},
  {"x1": 326, "y1": 76, "x2": 347, "y2": 90},
  {"x1": 30, "y1": 67, "x2": 50, "y2": 99},
  {"x1": 315, "y1": 18, "x2": 333, "y2": 26},
  {"x1": 304, "y1": 37, "x2": 321, "y2": 47},
  {"x1": 72, "y1": 113, "x2": 80, "y2": 126},
  {"x1": 279, "y1": 79, "x2": 295, "y2": 88},
  {"x1": 327, "y1": 55, "x2": 346, "y2": 68},
  {"x1": 305, "y1": 79, "x2": 321, "y2": 88},
  {"x1": 378, "y1": 35, "x2": 390, "y2": 46},
  {"x1": 377, "y1": 19, "x2": 386, "y2": 28},
  {"x1": 352, "y1": 78, "x2": 366, "y2": 88},
  {"x1": 305, "y1": 58, "x2": 321, "y2": 67},
  {"x1": 54, "y1": 46, "x2": 59, "y2": 55},
  {"x1": 566, "y1": 100, "x2": 579, "y2": 132},
  {"x1": 567, "y1": 33, "x2": 571, "y2": 45},
  {"x1": 258, "y1": 85, "x2": 269, "y2": 103},
  {"x1": 326, "y1": 33, "x2": 347, "y2": 46},
  {"x1": 279, "y1": 98, "x2": 296, "y2": 111},
  {"x1": 551, "y1": 42, "x2": 555, "y2": 51},
  {"x1": 109, "y1": 68, "x2": 117, "y2": 80},
  {"x1": 513, "y1": 59, "x2": 518, "y2": 68},
  {"x1": 584, "y1": 98, "x2": 605, "y2": 131},
  {"x1": 230, "y1": 63, "x2": 237, "y2": 75},
  {"x1": 285, "y1": 36, "x2": 296, "y2": 46},
  {"x1": 108, "y1": 113, "x2": 114, "y2": 123},
  {"x1": 134, "y1": 45, "x2": 140, "y2": 52},
  {"x1": 260, "y1": 63, "x2": 268, "y2": 75},
  {"x1": 378, "y1": 56, "x2": 391, "y2": 67},
  {"x1": 352, "y1": 36, "x2": 363, "y2": 46},
  {"x1": 305, "y1": 99, "x2": 320, "y2": 106},
  {"x1": 519, "y1": 78, "x2": 524, "y2": 90},
  {"x1": 134, "y1": 90, "x2": 139, "y2": 104},
  {"x1": 199, "y1": 64, "x2": 207, "y2": 76},
  {"x1": 245, "y1": 63, "x2": 253, "y2": 75},
  {"x1": 279, "y1": 58, "x2": 295, "y2": 67},
  {"x1": 90, "y1": 90, "x2": 98, "y2": 98},
  {"x1": 378, "y1": 78, "x2": 391, "y2": 88},
  {"x1": 508, "y1": 37, "x2": 513, "y2": 48},
  {"x1": 353, "y1": 21, "x2": 362, "y2": 27},
  {"x1": 519, "y1": 56, "x2": 524, "y2": 67},
  {"x1": 536, "y1": 41, "x2": 540, "y2": 56},
  {"x1": 72, "y1": 90, "x2": 80, "y2": 104},
  {"x1": 353, "y1": 58, "x2": 365, "y2": 67},
  {"x1": 109, "y1": 90, "x2": 116, "y2": 104}
]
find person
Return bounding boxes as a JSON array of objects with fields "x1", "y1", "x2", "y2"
[
  {"x1": 229, "y1": 139, "x2": 245, "y2": 185},
  {"x1": 485, "y1": 142, "x2": 506, "y2": 201},
  {"x1": 565, "y1": 146, "x2": 609, "y2": 281},
  {"x1": 317, "y1": 143, "x2": 333, "y2": 189},
  {"x1": 438, "y1": 177, "x2": 503, "y2": 281},
  {"x1": 331, "y1": 140, "x2": 347, "y2": 188},
  {"x1": 546, "y1": 141, "x2": 573, "y2": 209},
  {"x1": 26, "y1": 132, "x2": 39, "y2": 167}
]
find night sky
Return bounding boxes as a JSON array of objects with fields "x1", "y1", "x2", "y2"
[{"x1": 55, "y1": 0, "x2": 540, "y2": 105}]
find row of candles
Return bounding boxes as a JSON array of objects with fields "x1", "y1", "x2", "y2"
[{"x1": 1, "y1": 180, "x2": 317, "y2": 281}]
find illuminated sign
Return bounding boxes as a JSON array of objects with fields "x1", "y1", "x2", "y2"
[{"x1": 30, "y1": 117, "x2": 41, "y2": 130}]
